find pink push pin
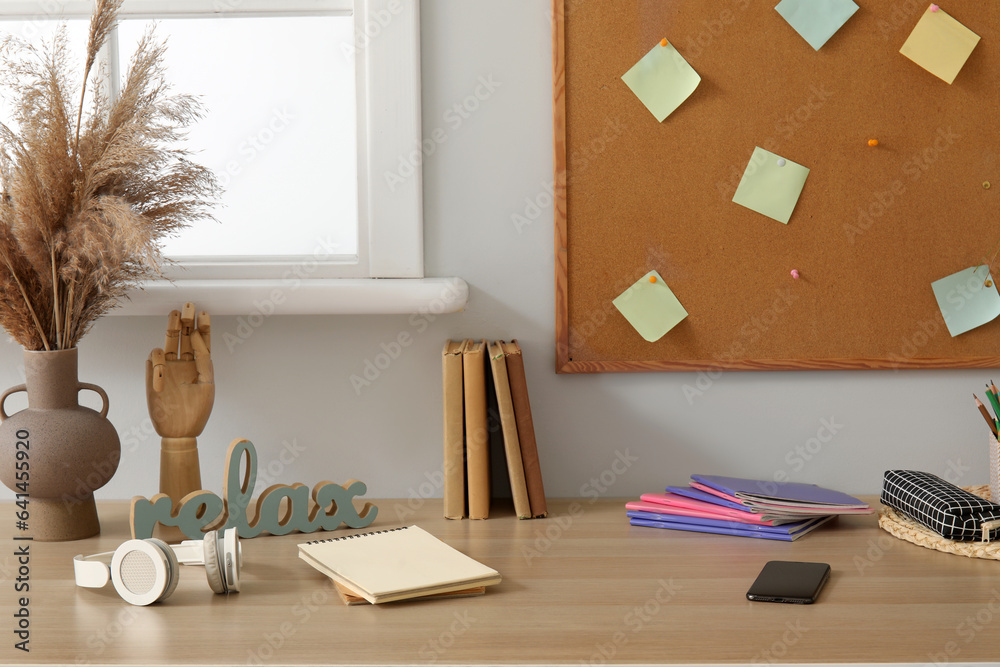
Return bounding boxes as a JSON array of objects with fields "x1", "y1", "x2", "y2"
[
  {"x1": 790, "y1": 269, "x2": 800, "y2": 279},
  {"x1": 930, "y1": 4, "x2": 939, "y2": 11}
]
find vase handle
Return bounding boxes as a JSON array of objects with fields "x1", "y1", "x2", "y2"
[
  {"x1": 78, "y1": 383, "x2": 110, "y2": 418},
  {"x1": 0, "y1": 385, "x2": 27, "y2": 422}
]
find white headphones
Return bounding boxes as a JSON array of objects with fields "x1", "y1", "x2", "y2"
[{"x1": 73, "y1": 528, "x2": 241, "y2": 606}]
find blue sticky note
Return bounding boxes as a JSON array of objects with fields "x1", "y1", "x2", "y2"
[
  {"x1": 775, "y1": 0, "x2": 859, "y2": 51},
  {"x1": 931, "y1": 266, "x2": 1000, "y2": 337}
]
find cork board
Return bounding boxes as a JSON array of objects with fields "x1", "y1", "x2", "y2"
[{"x1": 553, "y1": 0, "x2": 1000, "y2": 373}]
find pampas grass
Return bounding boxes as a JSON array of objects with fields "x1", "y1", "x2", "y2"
[{"x1": 0, "y1": 0, "x2": 218, "y2": 350}]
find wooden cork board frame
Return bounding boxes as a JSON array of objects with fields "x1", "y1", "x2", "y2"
[{"x1": 553, "y1": 0, "x2": 1000, "y2": 373}]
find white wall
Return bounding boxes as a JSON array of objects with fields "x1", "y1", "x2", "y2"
[{"x1": 0, "y1": 0, "x2": 992, "y2": 505}]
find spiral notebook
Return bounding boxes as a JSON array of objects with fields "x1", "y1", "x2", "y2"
[{"x1": 297, "y1": 525, "x2": 502, "y2": 604}]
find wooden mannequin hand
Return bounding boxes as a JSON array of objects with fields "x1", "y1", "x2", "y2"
[{"x1": 146, "y1": 303, "x2": 216, "y2": 438}]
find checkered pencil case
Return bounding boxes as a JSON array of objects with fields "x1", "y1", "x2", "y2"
[{"x1": 881, "y1": 470, "x2": 1000, "y2": 542}]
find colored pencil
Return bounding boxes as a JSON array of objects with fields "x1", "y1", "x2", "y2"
[
  {"x1": 986, "y1": 383, "x2": 1000, "y2": 422},
  {"x1": 975, "y1": 393, "x2": 998, "y2": 437}
]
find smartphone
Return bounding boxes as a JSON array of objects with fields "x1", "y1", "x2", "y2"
[{"x1": 746, "y1": 560, "x2": 831, "y2": 604}]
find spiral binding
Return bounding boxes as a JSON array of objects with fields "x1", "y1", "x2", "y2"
[{"x1": 306, "y1": 526, "x2": 408, "y2": 545}]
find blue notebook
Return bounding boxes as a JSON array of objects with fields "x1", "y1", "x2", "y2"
[{"x1": 628, "y1": 513, "x2": 833, "y2": 541}]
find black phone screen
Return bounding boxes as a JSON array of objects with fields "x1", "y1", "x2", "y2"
[{"x1": 746, "y1": 560, "x2": 831, "y2": 604}]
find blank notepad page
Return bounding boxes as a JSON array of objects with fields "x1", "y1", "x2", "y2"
[{"x1": 298, "y1": 526, "x2": 501, "y2": 602}]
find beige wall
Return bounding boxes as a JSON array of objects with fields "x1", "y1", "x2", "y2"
[{"x1": 0, "y1": 1, "x2": 990, "y2": 505}]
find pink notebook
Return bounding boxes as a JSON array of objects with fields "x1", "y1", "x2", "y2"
[{"x1": 628, "y1": 495, "x2": 779, "y2": 526}]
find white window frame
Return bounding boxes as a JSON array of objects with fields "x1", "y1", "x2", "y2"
[{"x1": 0, "y1": 0, "x2": 468, "y2": 315}]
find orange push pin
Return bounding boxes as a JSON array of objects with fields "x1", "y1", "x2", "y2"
[
  {"x1": 660, "y1": 38, "x2": 668, "y2": 47},
  {"x1": 868, "y1": 139, "x2": 879, "y2": 147},
  {"x1": 649, "y1": 275, "x2": 657, "y2": 283}
]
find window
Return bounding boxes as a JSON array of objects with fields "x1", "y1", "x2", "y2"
[{"x1": 0, "y1": 1, "x2": 464, "y2": 315}]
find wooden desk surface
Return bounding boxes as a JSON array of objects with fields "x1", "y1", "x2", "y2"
[{"x1": 1, "y1": 497, "x2": 999, "y2": 666}]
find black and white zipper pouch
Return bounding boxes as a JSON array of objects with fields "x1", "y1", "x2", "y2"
[{"x1": 881, "y1": 470, "x2": 1000, "y2": 542}]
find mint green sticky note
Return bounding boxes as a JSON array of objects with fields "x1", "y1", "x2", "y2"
[
  {"x1": 613, "y1": 271, "x2": 688, "y2": 342},
  {"x1": 775, "y1": 0, "x2": 859, "y2": 51},
  {"x1": 931, "y1": 266, "x2": 1000, "y2": 337},
  {"x1": 621, "y1": 40, "x2": 700, "y2": 122},
  {"x1": 732, "y1": 147, "x2": 810, "y2": 224}
]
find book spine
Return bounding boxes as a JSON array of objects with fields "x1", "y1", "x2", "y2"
[
  {"x1": 505, "y1": 341, "x2": 547, "y2": 518},
  {"x1": 442, "y1": 341, "x2": 466, "y2": 519},
  {"x1": 463, "y1": 340, "x2": 490, "y2": 519},
  {"x1": 488, "y1": 341, "x2": 532, "y2": 519}
]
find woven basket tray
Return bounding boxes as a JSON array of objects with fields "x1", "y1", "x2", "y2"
[{"x1": 878, "y1": 485, "x2": 1000, "y2": 561}]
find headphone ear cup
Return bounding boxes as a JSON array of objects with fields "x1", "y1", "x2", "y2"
[
  {"x1": 201, "y1": 531, "x2": 227, "y2": 594},
  {"x1": 110, "y1": 539, "x2": 178, "y2": 606},
  {"x1": 146, "y1": 538, "x2": 181, "y2": 601}
]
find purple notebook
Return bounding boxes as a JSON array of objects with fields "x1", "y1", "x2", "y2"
[
  {"x1": 626, "y1": 510, "x2": 823, "y2": 535},
  {"x1": 628, "y1": 514, "x2": 833, "y2": 541},
  {"x1": 666, "y1": 485, "x2": 753, "y2": 512},
  {"x1": 690, "y1": 474, "x2": 869, "y2": 509}
]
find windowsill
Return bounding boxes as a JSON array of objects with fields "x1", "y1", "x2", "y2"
[{"x1": 110, "y1": 277, "x2": 469, "y2": 316}]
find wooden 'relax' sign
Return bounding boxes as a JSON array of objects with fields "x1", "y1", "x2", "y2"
[{"x1": 130, "y1": 439, "x2": 378, "y2": 539}]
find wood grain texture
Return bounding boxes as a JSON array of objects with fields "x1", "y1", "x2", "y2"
[
  {"x1": 554, "y1": 1, "x2": 1000, "y2": 373},
  {"x1": 5, "y1": 497, "x2": 1000, "y2": 665},
  {"x1": 554, "y1": 0, "x2": 571, "y2": 373}
]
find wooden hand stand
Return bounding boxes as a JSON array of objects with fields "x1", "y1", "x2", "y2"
[
  {"x1": 159, "y1": 436, "x2": 201, "y2": 503},
  {"x1": 146, "y1": 303, "x2": 215, "y2": 540}
]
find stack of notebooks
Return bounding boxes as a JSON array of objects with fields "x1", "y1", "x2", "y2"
[
  {"x1": 298, "y1": 525, "x2": 502, "y2": 605},
  {"x1": 442, "y1": 339, "x2": 547, "y2": 520},
  {"x1": 626, "y1": 474, "x2": 873, "y2": 541}
]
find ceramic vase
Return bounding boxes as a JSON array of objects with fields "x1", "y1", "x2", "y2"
[{"x1": 0, "y1": 348, "x2": 120, "y2": 541}]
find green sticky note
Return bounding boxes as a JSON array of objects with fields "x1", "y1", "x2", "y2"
[
  {"x1": 613, "y1": 271, "x2": 688, "y2": 342},
  {"x1": 775, "y1": 0, "x2": 859, "y2": 50},
  {"x1": 900, "y1": 5, "x2": 980, "y2": 84},
  {"x1": 621, "y1": 40, "x2": 700, "y2": 122},
  {"x1": 732, "y1": 147, "x2": 810, "y2": 224},
  {"x1": 931, "y1": 266, "x2": 1000, "y2": 337}
]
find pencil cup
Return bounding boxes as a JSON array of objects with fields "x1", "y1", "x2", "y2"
[{"x1": 990, "y1": 433, "x2": 1000, "y2": 504}]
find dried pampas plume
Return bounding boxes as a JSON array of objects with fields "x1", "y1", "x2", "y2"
[{"x1": 0, "y1": 0, "x2": 219, "y2": 350}]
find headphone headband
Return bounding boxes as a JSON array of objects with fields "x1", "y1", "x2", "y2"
[{"x1": 73, "y1": 552, "x2": 116, "y2": 588}]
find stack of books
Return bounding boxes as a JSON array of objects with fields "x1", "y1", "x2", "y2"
[
  {"x1": 442, "y1": 339, "x2": 548, "y2": 520},
  {"x1": 626, "y1": 474, "x2": 873, "y2": 541}
]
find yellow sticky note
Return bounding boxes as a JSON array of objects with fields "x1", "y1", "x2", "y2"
[
  {"x1": 621, "y1": 40, "x2": 701, "y2": 122},
  {"x1": 613, "y1": 271, "x2": 688, "y2": 342},
  {"x1": 900, "y1": 5, "x2": 980, "y2": 84}
]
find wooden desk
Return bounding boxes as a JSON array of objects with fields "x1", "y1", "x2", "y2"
[{"x1": 2, "y1": 498, "x2": 999, "y2": 665}]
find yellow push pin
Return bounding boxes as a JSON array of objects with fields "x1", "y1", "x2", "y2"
[{"x1": 660, "y1": 38, "x2": 668, "y2": 47}]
